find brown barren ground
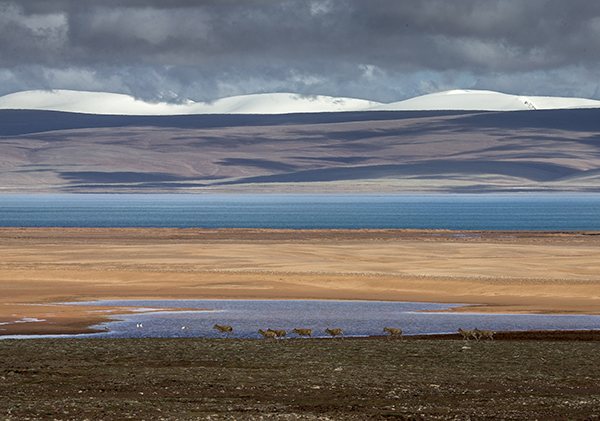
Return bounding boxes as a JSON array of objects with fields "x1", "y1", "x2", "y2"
[
  {"x1": 1, "y1": 227, "x2": 600, "y2": 335},
  {"x1": 2, "y1": 336, "x2": 600, "y2": 420}
]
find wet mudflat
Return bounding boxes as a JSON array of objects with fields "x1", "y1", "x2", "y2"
[{"x1": 2, "y1": 333, "x2": 600, "y2": 420}]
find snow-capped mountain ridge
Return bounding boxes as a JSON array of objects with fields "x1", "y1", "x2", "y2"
[
  {"x1": 0, "y1": 90, "x2": 380, "y2": 115},
  {"x1": 368, "y1": 89, "x2": 600, "y2": 112},
  {"x1": 1, "y1": 89, "x2": 599, "y2": 115}
]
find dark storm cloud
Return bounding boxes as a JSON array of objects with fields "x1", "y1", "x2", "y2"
[{"x1": 2, "y1": 0, "x2": 600, "y2": 101}]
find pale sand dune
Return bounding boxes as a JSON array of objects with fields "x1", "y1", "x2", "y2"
[{"x1": 1, "y1": 228, "x2": 599, "y2": 334}]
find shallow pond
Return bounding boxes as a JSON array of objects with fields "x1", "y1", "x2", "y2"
[{"x1": 9, "y1": 299, "x2": 597, "y2": 339}]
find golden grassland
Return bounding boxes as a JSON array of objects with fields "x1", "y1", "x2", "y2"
[{"x1": 1, "y1": 228, "x2": 599, "y2": 335}]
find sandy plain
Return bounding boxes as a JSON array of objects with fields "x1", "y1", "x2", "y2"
[{"x1": 1, "y1": 227, "x2": 600, "y2": 335}]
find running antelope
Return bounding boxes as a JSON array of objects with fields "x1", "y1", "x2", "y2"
[
  {"x1": 325, "y1": 328, "x2": 344, "y2": 339},
  {"x1": 267, "y1": 328, "x2": 287, "y2": 339},
  {"x1": 383, "y1": 327, "x2": 403, "y2": 340},
  {"x1": 258, "y1": 329, "x2": 277, "y2": 339},
  {"x1": 474, "y1": 328, "x2": 494, "y2": 341},
  {"x1": 292, "y1": 328, "x2": 314, "y2": 339},
  {"x1": 458, "y1": 328, "x2": 476, "y2": 341},
  {"x1": 213, "y1": 324, "x2": 234, "y2": 338}
]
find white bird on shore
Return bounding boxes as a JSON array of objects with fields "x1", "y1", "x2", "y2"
[{"x1": 136, "y1": 323, "x2": 143, "y2": 328}]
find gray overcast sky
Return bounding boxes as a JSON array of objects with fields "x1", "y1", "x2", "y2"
[{"x1": 1, "y1": 0, "x2": 600, "y2": 102}]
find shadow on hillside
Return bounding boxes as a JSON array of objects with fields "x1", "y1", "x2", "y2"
[
  {"x1": 3, "y1": 108, "x2": 600, "y2": 137},
  {"x1": 215, "y1": 160, "x2": 581, "y2": 185}
]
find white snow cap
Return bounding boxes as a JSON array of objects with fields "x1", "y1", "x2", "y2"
[
  {"x1": 1, "y1": 89, "x2": 599, "y2": 115},
  {"x1": 0, "y1": 90, "x2": 380, "y2": 115},
  {"x1": 367, "y1": 90, "x2": 600, "y2": 111}
]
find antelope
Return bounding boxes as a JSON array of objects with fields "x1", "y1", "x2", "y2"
[
  {"x1": 267, "y1": 328, "x2": 287, "y2": 339},
  {"x1": 213, "y1": 324, "x2": 234, "y2": 338},
  {"x1": 325, "y1": 328, "x2": 344, "y2": 339},
  {"x1": 258, "y1": 329, "x2": 277, "y2": 339},
  {"x1": 473, "y1": 328, "x2": 494, "y2": 341},
  {"x1": 383, "y1": 327, "x2": 403, "y2": 340},
  {"x1": 292, "y1": 328, "x2": 314, "y2": 339},
  {"x1": 458, "y1": 328, "x2": 476, "y2": 340}
]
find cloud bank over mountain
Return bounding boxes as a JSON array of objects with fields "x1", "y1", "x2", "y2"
[{"x1": 2, "y1": 0, "x2": 600, "y2": 103}]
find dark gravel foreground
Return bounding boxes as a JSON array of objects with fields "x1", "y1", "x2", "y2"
[{"x1": 2, "y1": 333, "x2": 600, "y2": 420}]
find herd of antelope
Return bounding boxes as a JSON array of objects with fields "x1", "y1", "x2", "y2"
[
  {"x1": 214, "y1": 324, "x2": 495, "y2": 341},
  {"x1": 458, "y1": 327, "x2": 495, "y2": 341}
]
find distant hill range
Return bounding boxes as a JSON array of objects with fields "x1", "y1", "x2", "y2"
[{"x1": 0, "y1": 89, "x2": 599, "y2": 193}]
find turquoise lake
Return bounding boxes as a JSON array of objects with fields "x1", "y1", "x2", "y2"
[{"x1": 1, "y1": 193, "x2": 600, "y2": 230}]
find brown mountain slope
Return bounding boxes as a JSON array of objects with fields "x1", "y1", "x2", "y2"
[{"x1": 0, "y1": 109, "x2": 599, "y2": 193}]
